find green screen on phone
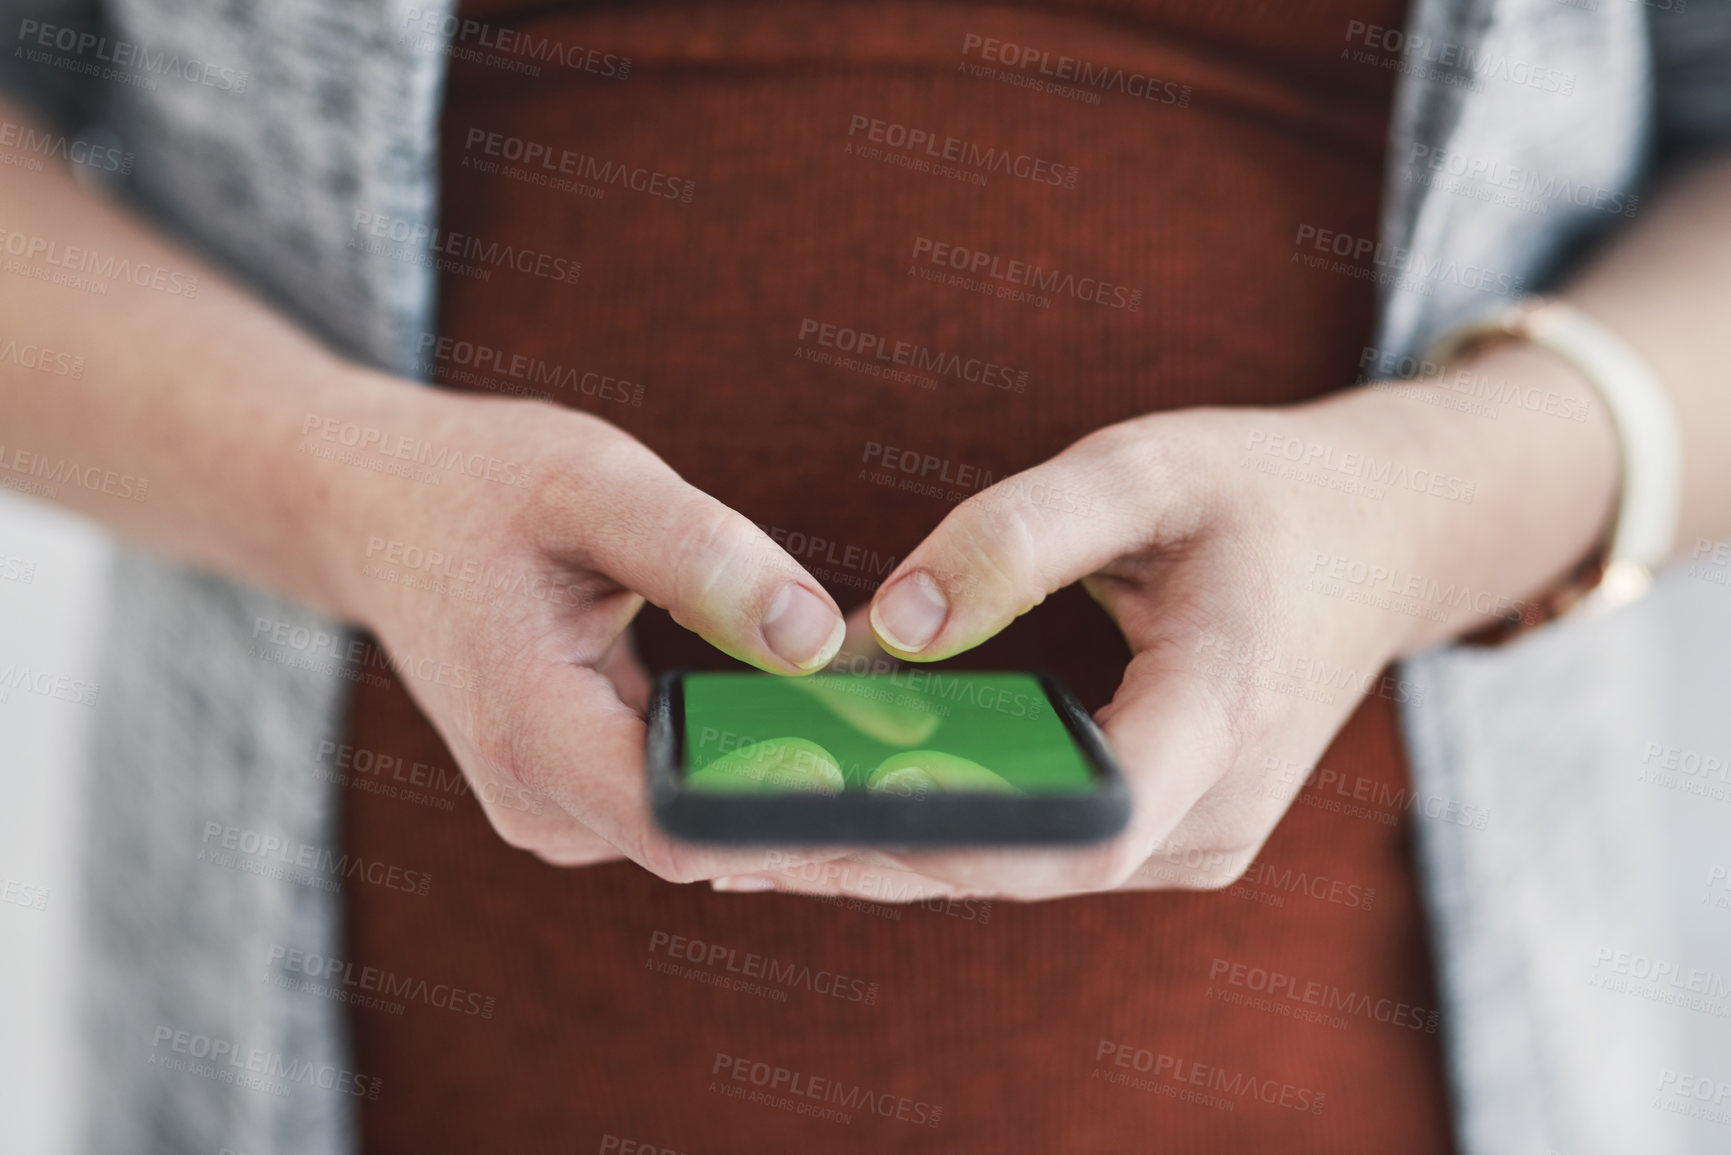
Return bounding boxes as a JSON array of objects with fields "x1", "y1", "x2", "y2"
[{"x1": 681, "y1": 670, "x2": 1097, "y2": 796}]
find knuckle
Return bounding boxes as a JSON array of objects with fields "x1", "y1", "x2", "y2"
[
  {"x1": 1071, "y1": 838, "x2": 1148, "y2": 892},
  {"x1": 530, "y1": 844, "x2": 615, "y2": 868},
  {"x1": 944, "y1": 490, "x2": 1042, "y2": 606},
  {"x1": 520, "y1": 420, "x2": 657, "y2": 552},
  {"x1": 669, "y1": 501, "x2": 781, "y2": 616},
  {"x1": 634, "y1": 837, "x2": 715, "y2": 886},
  {"x1": 1150, "y1": 641, "x2": 1260, "y2": 774},
  {"x1": 1185, "y1": 848, "x2": 1259, "y2": 890},
  {"x1": 1073, "y1": 419, "x2": 1147, "y2": 465},
  {"x1": 1085, "y1": 417, "x2": 1215, "y2": 544},
  {"x1": 478, "y1": 728, "x2": 543, "y2": 794},
  {"x1": 1196, "y1": 673, "x2": 1255, "y2": 770},
  {"x1": 1074, "y1": 419, "x2": 1159, "y2": 483},
  {"x1": 521, "y1": 439, "x2": 596, "y2": 532},
  {"x1": 1137, "y1": 838, "x2": 1260, "y2": 890},
  {"x1": 474, "y1": 728, "x2": 574, "y2": 820}
]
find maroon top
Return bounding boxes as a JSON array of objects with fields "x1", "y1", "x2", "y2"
[{"x1": 340, "y1": 1, "x2": 1457, "y2": 1151}]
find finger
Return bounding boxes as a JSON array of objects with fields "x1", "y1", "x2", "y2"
[
  {"x1": 512, "y1": 824, "x2": 625, "y2": 869},
  {"x1": 502, "y1": 655, "x2": 856, "y2": 883},
  {"x1": 714, "y1": 853, "x2": 971, "y2": 903},
  {"x1": 1094, "y1": 641, "x2": 1254, "y2": 850},
  {"x1": 596, "y1": 626, "x2": 652, "y2": 714},
  {"x1": 455, "y1": 752, "x2": 625, "y2": 869},
  {"x1": 541, "y1": 441, "x2": 846, "y2": 674},
  {"x1": 876, "y1": 643, "x2": 1250, "y2": 899},
  {"x1": 867, "y1": 430, "x2": 1202, "y2": 660}
]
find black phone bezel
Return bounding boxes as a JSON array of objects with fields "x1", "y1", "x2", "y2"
[{"x1": 646, "y1": 668, "x2": 1131, "y2": 846}]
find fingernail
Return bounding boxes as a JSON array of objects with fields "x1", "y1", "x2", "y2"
[
  {"x1": 711, "y1": 875, "x2": 777, "y2": 892},
  {"x1": 871, "y1": 571, "x2": 947, "y2": 653},
  {"x1": 763, "y1": 583, "x2": 845, "y2": 671}
]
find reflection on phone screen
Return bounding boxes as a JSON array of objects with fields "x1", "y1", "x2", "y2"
[{"x1": 682, "y1": 671, "x2": 1098, "y2": 796}]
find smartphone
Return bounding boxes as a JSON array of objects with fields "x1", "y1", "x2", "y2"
[{"x1": 646, "y1": 668, "x2": 1128, "y2": 845}]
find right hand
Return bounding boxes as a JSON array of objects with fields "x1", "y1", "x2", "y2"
[{"x1": 314, "y1": 373, "x2": 851, "y2": 879}]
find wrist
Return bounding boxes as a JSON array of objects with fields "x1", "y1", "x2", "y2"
[
  {"x1": 285, "y1": 366, "x2": 452, "y2": 628},
  {"x1": 1336, "y1": 337, "x2": 1620, "y2": 652}
]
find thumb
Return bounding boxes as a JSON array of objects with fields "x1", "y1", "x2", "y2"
[
  {"x1": 548, "y1": 447, "x2": 846, "y2": 674},
  {"x1": 868, "y1": 433, "x2": 1188, "y2": 661}
]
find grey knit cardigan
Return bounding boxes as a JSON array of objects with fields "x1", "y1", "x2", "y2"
[{"x1": 4, "y1": 0, "x2": 1730, "y2": 1152}]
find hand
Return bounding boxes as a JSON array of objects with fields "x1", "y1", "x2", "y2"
[
  {"x1": 730, "y1": 367, "x2": 1617, "y2": 901},
  {"x1": 314, "y1": 373, "x2": 853, "y2": 880}
]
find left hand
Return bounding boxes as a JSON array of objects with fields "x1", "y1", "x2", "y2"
[{"x1": 715, "y1": 377, "x2": 1612, "y2": 901}]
